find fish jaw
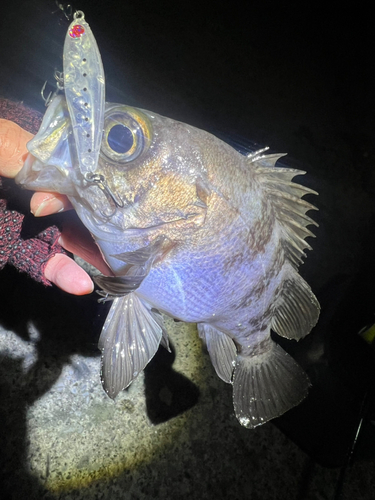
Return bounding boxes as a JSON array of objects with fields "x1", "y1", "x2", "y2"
[
  {"x1": 15, "y1": 95, "x2": 80, "y2": 196},
  {"x1": 14, "y1": 96, "x2": 128, "y2": 228}
]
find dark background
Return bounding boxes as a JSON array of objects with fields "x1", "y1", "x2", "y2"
[
  {"x1": 1, "y1": 0, "x2": 373, "y2": 296},
  {"x1": 1, "y1": 1, "x2": 375, "y2": 499},
  {"x1": 1, "y1": 2, "x2": 373, "y2": 155}
]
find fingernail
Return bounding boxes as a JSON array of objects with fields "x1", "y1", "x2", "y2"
[{"x1": 33, "y1": 197, "x2": 65, "y2": 217}]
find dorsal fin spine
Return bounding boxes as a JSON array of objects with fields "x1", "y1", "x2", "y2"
[{"x1": 250, "y1": 153, "x2": 318, "y2": 268}]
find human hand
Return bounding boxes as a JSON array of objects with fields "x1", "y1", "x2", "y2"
[{"x1": 0, "y1": 118, "x2": 112, "y2": 295}]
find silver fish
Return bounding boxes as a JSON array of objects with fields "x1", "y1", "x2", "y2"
[{"x1": 16, "y1": 11, "x2": 320, "y2": 428}]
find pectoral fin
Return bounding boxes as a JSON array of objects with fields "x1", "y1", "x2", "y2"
[
  {"x1": 151, "y1": 308, "x2": 171, "y2": 351},
  {"x1": 95, "y1": 237, "x2": 175, "y2": 299},
  {"x1": 95, "y1": 274, "x2": 147, "y2": 297},
  {"x1": 112, "y1": 236, "x2": 173, "y2": 266},
  {"x1": 195, "y1": 177, "x2": 210, "y2": 208},
  {"x1": 99, "y1": 292, "x2": 166, "y2": 399},
  {"x1": 198, "y1": 323, "x2": 237, "y2": 383}
]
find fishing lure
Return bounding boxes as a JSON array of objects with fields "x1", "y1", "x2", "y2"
[{"x1": 63, "y1": 10, "x2": 105, "y2": 175}]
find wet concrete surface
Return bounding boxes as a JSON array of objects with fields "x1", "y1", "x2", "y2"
[{"x1": 1, "y1": 1, "x2": 375, "y2": 499}]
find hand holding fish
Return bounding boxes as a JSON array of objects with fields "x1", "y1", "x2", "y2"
[{"x1": 0, "y1": 118, "x2": 110, "y2": 294}]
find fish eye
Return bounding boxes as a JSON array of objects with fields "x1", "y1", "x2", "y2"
[
  {"x1": 101, "y1": 106, "x2": 152, "y2": 164},
  {"x1": 107, "y1": 124, "x2": 134, "y2": 154}
]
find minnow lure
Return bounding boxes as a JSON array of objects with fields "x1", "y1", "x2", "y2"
[{"x1": 63, "y1": 10, "x2": 105, "y2": 176}]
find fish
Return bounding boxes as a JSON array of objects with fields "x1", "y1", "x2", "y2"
[{"x1": 16, "y1": 11, "x2": 320, "y2": 428}]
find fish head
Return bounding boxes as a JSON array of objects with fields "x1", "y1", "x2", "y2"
[
  {"x1": 16, "y1": 94, "x2": 210, "y2": 243},
  {"x1": 16, "y1": 10, "x2": 209, "y2": 247}
]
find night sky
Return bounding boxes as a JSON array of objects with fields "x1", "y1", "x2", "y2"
[{"x1": 1, "y1": 2, "x2": 373, "y2": 148}]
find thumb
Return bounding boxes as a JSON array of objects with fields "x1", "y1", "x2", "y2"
[
  {"x1": 44, "y1": 254, "x2": 94, "y2": 295},
  {"x1": 0, "y1": 119, "x2": 33, "y2": 177}
]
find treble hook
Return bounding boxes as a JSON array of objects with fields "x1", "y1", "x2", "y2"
[
  {"x1": 84, "y1": 173, "x2": 126, "y2": 210},
  {"x1": 54, "y1": 70, "x2": 64, "y2": 89},
  {"x1": 41, "y1": 81, "x2": 54, "y2": 107},
  {"x1": 52, "y1": 2, "x2": 72, "y2": 23},
  {"x1": 41, "y1": 71, "x2": 65, "y2": 107}
]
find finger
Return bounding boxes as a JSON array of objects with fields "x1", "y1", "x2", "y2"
[
  {"x1": 0, "y1": 119, "x2": 33, "y2": 177},
  {"x1": 59, "y1": 215, "x2": 113, "y2": 276},
  {"x1": 31, "y1": 191, "x2": 73, "y2": 217},
  {"x1": 44, "y1": 253, "x2": 94, "y2": 295}
]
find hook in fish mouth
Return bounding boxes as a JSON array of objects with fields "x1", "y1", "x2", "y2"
[{"x1": 84, "y1": 173, "x2": 126, "y2": 215}]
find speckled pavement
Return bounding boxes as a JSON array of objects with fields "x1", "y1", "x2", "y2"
[
  {"x1": 1, "y1": 267, "x2": 375, "y2": 500},
  {"x1": 0, "y1": 296, "x2": 343, "y2": 500}
]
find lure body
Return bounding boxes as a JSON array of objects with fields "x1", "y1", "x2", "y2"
[{"x1": 64, "y1": 11, "x2": 105, "y2": 175}]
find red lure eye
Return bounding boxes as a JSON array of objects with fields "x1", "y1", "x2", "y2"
[{"x1": 69, "y1": 24, "x2": 85, "y2": 38}]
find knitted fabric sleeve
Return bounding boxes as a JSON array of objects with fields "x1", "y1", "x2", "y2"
[{"x1": 0, "y1": 98, "x2": 67, "y2": 286}]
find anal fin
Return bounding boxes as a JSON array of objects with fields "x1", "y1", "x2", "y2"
[
  {"x1": 198, "y1": 323, "x2": 237, "y2": 383},
  {"x1": 233, "y1": 338, "x2": 310, "y2": 428}
]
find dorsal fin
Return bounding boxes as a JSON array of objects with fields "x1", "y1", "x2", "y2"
[{"x1": 251, "y1": 153, "x2": 318, "y2": 267}]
